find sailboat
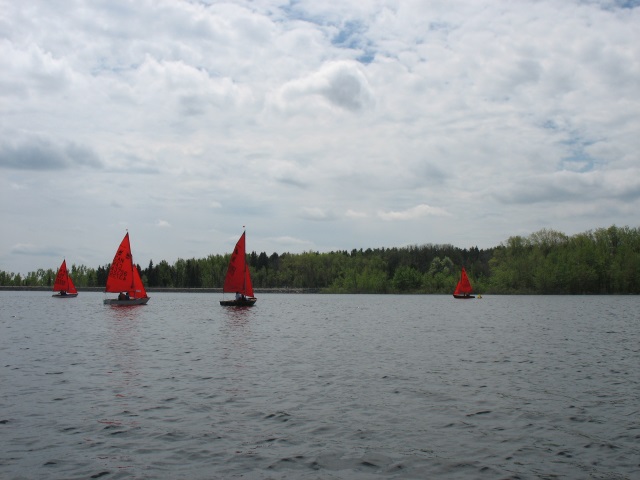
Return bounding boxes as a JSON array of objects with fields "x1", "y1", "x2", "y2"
[
  {"x1": 103, "y1": 232, "x2": 150, "y2": 305},
  {"x1": 220, "y1": 230, "x2": 257, "y2": 306},
  {"x1": 453, "y1": 267, "x2": 475, "y2": 299},
  {"x1": 52, "y1": 259, "x2": 78, "y2": 298}
]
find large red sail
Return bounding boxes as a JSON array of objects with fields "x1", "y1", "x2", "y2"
[
  {"x1": 454, "y1": 267, "x2": 473, "y2": 295},
  {"x1": 53, "y1": 259, "x2": 76, "y2": 293},
  {"x1": 105, "y1": 233, "x2": 147, "y2": 298},
  {"x1": 105, "y1": 233, "x2": 133, "y2": 293},
  {"x1": 223, "y1": 231, "x2": 254, "y2": 297}
]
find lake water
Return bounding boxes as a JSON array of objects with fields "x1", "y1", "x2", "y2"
[{"x1": 0, "y1": 292, "x2": 638, "y2": 479}]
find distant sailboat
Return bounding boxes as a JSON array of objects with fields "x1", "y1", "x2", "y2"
[
  {"x1": 103, "y1": 232, "x2": 150, "y2": 305},
  {"x1": 52, "y1": 259, "x2": 78, "y2": 298},
  {"x1": 220, "y1": 230, "x2": 257, "y2": 306},
  {"x1": 453, "y1": 267, "x2": 475, "y2": 299}
]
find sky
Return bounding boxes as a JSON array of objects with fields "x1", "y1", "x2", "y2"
[{"x1": 1, "y1": 0, "x2": 640, "y2": 275}]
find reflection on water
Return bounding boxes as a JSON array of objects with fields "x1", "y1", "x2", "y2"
[
  {"x1": 221, "y1": 304, "x2": 256, "y2": 326},
  {"x1": 104, "y1": 303, "x2": 146, "y2": 321},
  {"x1": 0, "y1": 292, "x2": 638, "y2": 479},
  {"x1": 219, "y1": 305, "x2": 258, "y2": 399},
  {"x1": 104, "y1": 306, "x2": 142, "y2": 398}
]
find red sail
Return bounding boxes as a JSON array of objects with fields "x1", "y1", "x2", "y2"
[
  {"x1": 454, "y1": 267, "x2": 473, "y2": 295},
  {"x1": 105, "y1": 233, "x2": 147, "y2": 298},
  {"x1": 244, "y1": 262, "x2": 255, "y2": 298},
  {"x1": 105, "y1": 233, "x2": 133, "y2": 293},
  {"x1": 53, "y1": 259, "x2": 76, "y2": 293},
  {"x1": 66, "y1": 273, "x2": 78, "y2": 294},
  {"x1": 223, "y1": 231, "x2": 254, "y2": 297},
  {"x1": 131, "y1": 265, "x2": 148, "y2": 298}
]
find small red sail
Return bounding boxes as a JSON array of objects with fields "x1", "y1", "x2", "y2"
[
  {"x1": 53, "y1": 259, "x2": 77, "y2": 293},
  {"x1": 66, "y1": 273, "x2": 78, "y2": 294},
  {"x1": 105, "y1": 233, "x2": 148, "y2": 298},
  {"x1": 131, "y1": 265, "x2": 148, "y2": 298},
  {"x1": 454, "y1": 267, "x2": 473, "y2": 296},
  {"x1": 244, "y1": 262, "x2": 255, "y2": 298},
  {"x1": 223, "y1": 231, "x2": 254, "y2": 297}
]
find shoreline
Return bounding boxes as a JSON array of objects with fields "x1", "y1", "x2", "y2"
[{"x1": 0, "y1": 286, "x2": 319, "y2": 294}]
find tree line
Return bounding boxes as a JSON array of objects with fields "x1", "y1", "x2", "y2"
[{"x1": 2, "y1": 225, "x2": 639, "y2": 294}]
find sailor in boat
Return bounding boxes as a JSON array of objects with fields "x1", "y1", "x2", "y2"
[
  {"x1": 60, "y1": 290, "x2": 67, "y2": 296},
  {"x1": 118, "y1": 292, "x2": 130, "y2": 301},
  {"x1": 235, "y1": 292, "x2": 245, "y2": 302}
]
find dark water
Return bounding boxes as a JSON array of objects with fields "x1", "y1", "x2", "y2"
[{"x1": 1, "y1": 292, "x2": 638, "y2": 479}]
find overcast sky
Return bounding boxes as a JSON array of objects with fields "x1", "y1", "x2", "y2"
[{"x1": 2, "y1": 0, "x2": 639, "y2": 275}]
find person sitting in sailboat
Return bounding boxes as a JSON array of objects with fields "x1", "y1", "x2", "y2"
[{"x1": 235, "y1": 292, "x2": 245, "y2": 301}]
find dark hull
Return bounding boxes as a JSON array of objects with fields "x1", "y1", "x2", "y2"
[
  {"x1": 52, "y1": 293, "x2": 78, "y2": 298},
  {"x1": 104, "y1": 297, "x2": 150, "y2": 306},
  {"x1": 453, "y1": 294, "x2": 475, "y2": 299},
  {"x1": 220, "y1": 297, "x2": 257, "y2": 307}
]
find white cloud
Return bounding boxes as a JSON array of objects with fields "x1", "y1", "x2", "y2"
[
  {"x1": 300, "y1": 207, "x2": 335, "y2": 221},
  {"x1": 275, "y1": 60, "x2": 374, "y2": 113},
  {"x1": 378, "y1": 204, "x2": 451, "y2": 221},
  {"x1": 345, "y1": 209, "x2": 368, "y2": 218},
  {"x1": 1, "y1": 0, "x2": 639, "y2": 274}
]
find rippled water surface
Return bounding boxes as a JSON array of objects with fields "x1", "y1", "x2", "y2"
[{"x1": 1, "y1": 292, "x2": 638, "y2": 479}]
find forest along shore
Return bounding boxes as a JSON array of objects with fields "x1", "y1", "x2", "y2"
[{"x1": 0, "y1": 286, "x2": 319, "y2": 293}]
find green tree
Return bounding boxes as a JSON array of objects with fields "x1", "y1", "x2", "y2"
[{"x1": 392, "y1": 266, "x2": 422, "y2": 292}]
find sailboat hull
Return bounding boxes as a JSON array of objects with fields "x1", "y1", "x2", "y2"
[
  {"x1": 453, "y1": 294, "x2": 475, "y2": 299},
  {"x1": 220, "y1": 297, "x2": 258, "y2": 307},
  {"x1": 220, "y1": 297, "x2": 257, "y2": 307},
  {"x1": 104, "y1": 297, "x2": 150, "y2": 306},
  {"x1": 52, "y1": 293, "x2": 78, "y2": 298}
]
